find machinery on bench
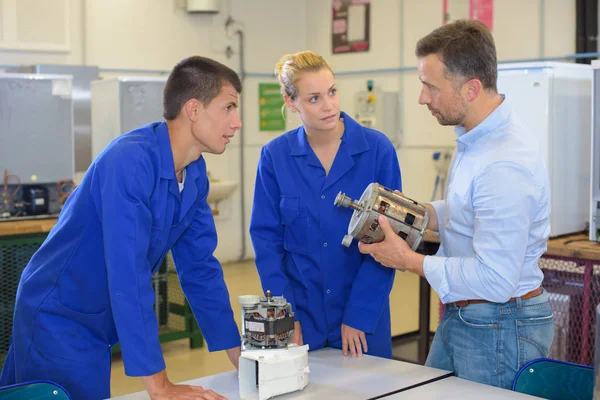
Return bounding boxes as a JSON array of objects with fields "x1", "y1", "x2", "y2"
[
  {"x1": 237, "y1": 290, "x2": 309, "y2": 400},
  {"x1": 334, "y1": 182, "x2": 430, "y2": 252}
]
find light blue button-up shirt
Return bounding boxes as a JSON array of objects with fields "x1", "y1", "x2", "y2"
[{"x1": 423, "y1": 96, "x2": 550, "y2": 304}]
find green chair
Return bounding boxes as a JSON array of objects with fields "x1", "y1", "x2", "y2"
[
  {"x1": 0, "y1": 381, "x2": 71, "y2": 399},
  {"x1": 512, "y1": 358, "x2": 593, "y2": 400}
]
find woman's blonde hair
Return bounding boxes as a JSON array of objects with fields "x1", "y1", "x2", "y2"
[{"x1": 274, "y1": 51, "x2": 333, "y2": 100}]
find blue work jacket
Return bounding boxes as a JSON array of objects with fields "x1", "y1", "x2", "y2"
[
  {"x1": 0, "y1": 122, "x2": 240, "y2": 399},
  {"x1": 249, "y1": 113, "x2": 402, "y2": 358}
]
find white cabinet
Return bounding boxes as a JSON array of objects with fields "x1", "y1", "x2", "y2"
[{"x1": 497, "y1": 62, "x2": 592, "y2": 237}]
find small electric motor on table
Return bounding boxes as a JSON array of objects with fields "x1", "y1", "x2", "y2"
[
  {"x1": 237, "y1": 290, "x2": 295, "y2": 350},
  {"x1": 334, "y1": 182, "x2": 429, "y2": 250},
  {"x1": 237, "y1": 291, "x2": 310, "y2": 400}
]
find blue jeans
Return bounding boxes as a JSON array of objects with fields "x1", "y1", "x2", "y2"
[{"x1": 425, "y1": 289, "x2": 554, "y2": 389}]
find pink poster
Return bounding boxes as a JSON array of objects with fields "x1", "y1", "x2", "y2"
[
  {"x1": 469, "y1": 0, "x2": 493, "y2": 31},
  {"x1": 332, "y1": 0, "x2": 371, "y2": 54},
  {"x1": 443, "y1": 0, "x2": 493, "y2": 31}
]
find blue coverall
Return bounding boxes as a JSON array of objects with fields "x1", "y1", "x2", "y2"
[
  {"x1": 249, "y1": 112, "x2": 402, "y2": 358},
  {"x1": 0, "y1": 122, "x2": 240, "y2": 399}
]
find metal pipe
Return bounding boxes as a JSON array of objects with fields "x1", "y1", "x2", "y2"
[
  {"x1": 236, "y1": 27, "x2": 247, "y2": 262},
  {"x1": 398, "y1": 0, "x2": 405, "y2": 149}
]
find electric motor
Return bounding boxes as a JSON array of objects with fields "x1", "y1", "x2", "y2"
[
  {"x1": 238, "y1": 290, "x2": 295, "y2": 350},
  {"x1": 334, "y1": 182, "x2": 429, "y2": 250}
]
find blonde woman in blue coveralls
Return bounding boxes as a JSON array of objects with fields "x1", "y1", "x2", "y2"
[
  {"x1": 0, "y1": 57, "x2": 243, "y2": 400},
  {"x1": 249, "y1": 51, "x2": 402, "y2": 359}
]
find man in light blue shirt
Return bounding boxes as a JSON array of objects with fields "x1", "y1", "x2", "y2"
[{"x1": 359, "y1": 20, "x2": 554, "y2": 389}]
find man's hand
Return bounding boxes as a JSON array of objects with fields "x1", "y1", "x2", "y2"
[
  {"x1": 142, "y1": 370, "x2": 227, "y2": 400},
  {"x1": 290, "y1": 321, "x2": 303, "y2": 346},
  {"x1": 341, "y1": 324, "x2": 367, "y2": 357},
  {"x1": 358, "y1": 214, "x2": 425, "y2": 276},
  {"x1": 226, "y1": 346, "x2": 241, "y2": 370}
]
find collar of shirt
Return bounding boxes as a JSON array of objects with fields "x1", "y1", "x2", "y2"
[
  {"x1": 453, "y1": 94, "x2": 510, "y2": 151},
  {"x1": 289, "y1": 111, "x2": 370, "y2": 156},
  {"x1": 155, "y1": 121, "x2": 202, "y2": 182}
]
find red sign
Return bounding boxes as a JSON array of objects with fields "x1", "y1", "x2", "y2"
[
  {"x1": 470, "y1": 0, "x2": 493, "y2": 31},
  {"x1": 443, "y1": 0, "x2": 493, "y2": 31}
]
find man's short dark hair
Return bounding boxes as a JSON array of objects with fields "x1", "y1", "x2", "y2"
[
  {"x1": 415, "y1": 20, "x2": 497, "y2": 92},
  {"x1": 163, "y1": 56, "x2": 242, "y2": 120}
]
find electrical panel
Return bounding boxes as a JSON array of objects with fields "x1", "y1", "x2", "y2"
[{"x1": 354, "y1": 81, "x2": 400, "y2": 146}]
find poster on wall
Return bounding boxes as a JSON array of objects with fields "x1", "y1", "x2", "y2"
[
  {"x1": 259, "y1": 83, "x2": 286, "y2": 132},
  {"x1": 332, "y1": 0, "x2": 371, "y2": 54},
  {"x1": 443, "y1": 0, "x2": 493, "y2": 31},
  {"x1": 470, "y1": 0, "x2": 493, "y2": 30}
]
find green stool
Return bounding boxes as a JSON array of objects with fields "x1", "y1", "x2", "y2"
[
  {"x1": 512, "y1": 358, "x2": 593, "y2": 400},
  {"x1": 0, "y1": 381, "x2": 71, "y2": 399}
]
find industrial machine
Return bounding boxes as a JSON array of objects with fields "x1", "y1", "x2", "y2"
[
  {"x1": 237, "y1": 291, "x2": 309, "y2": 400},
  {"x1": 91, "y1": 76, "x2": 167, "y2": 159},
  {"x1": 334, "y1": 183, "x2": 429, "y2": 251},
  {"x1": 6, "y1": 64, "x2": 100, "y2": 173},
  {"x1": 238, "y1": 290, "x2": 295, "y2": 350},
  {"x1": 0, "y1": 73, "x2": 75, "y2": 220}
]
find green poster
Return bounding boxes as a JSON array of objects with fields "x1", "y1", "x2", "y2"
[{"x1": 259, "y1": 83, "x2": 286, "y2": 131}]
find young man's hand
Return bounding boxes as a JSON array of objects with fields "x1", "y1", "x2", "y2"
[
  {"x1": 341, "y1": 324, "x2": 367, "y2": 357},
  {"x1": 142, "y1": 369, "x2": 227, "y2": 400}
]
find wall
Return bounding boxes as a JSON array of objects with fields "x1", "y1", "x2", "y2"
[{"x1": 0, "y1": 0, "x2": 83, "y2": 66}]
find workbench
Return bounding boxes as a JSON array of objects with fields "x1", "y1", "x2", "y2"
[
  {"x1": 421, "y1": 231, "x2": 600, "y2": 260},
  {"x1": 0, "y1": 218, "x2": 57, "y2": 237},
  {"x1": 110, "y1": 348, "x2": 535, "y2": 400},
  {"x1": 537, "y1": 233, "x2": 600, "y2": 366},
  {"x1": 0, "y1": 218, "x2": 56, "y2": 367},
  {"x1": 384, "y1": 376, "x2": 539, "y2": 399},
  {"x1": 545, "y1": 233, "x2": 600, "y2": 261}
]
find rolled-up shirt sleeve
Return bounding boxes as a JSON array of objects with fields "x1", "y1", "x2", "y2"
[{"x1": 429, "y1": 200, "x2": 445, "y2": 233}]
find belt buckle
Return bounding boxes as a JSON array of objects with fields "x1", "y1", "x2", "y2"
[{"x1": 454, "y1": 300, "x2": 469, "y2": 307}]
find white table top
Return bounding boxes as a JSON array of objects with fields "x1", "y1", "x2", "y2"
[
  {"x1": 382, "y1": 376, "x2": 542, "y2": 399},
  {"x1": 111, "y1": 348, "x2": 452, "y2": 400}
]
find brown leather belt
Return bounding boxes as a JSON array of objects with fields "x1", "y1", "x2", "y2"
[{"x1": 452, "y1": 287, "x2": 543, "y2": 308}]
